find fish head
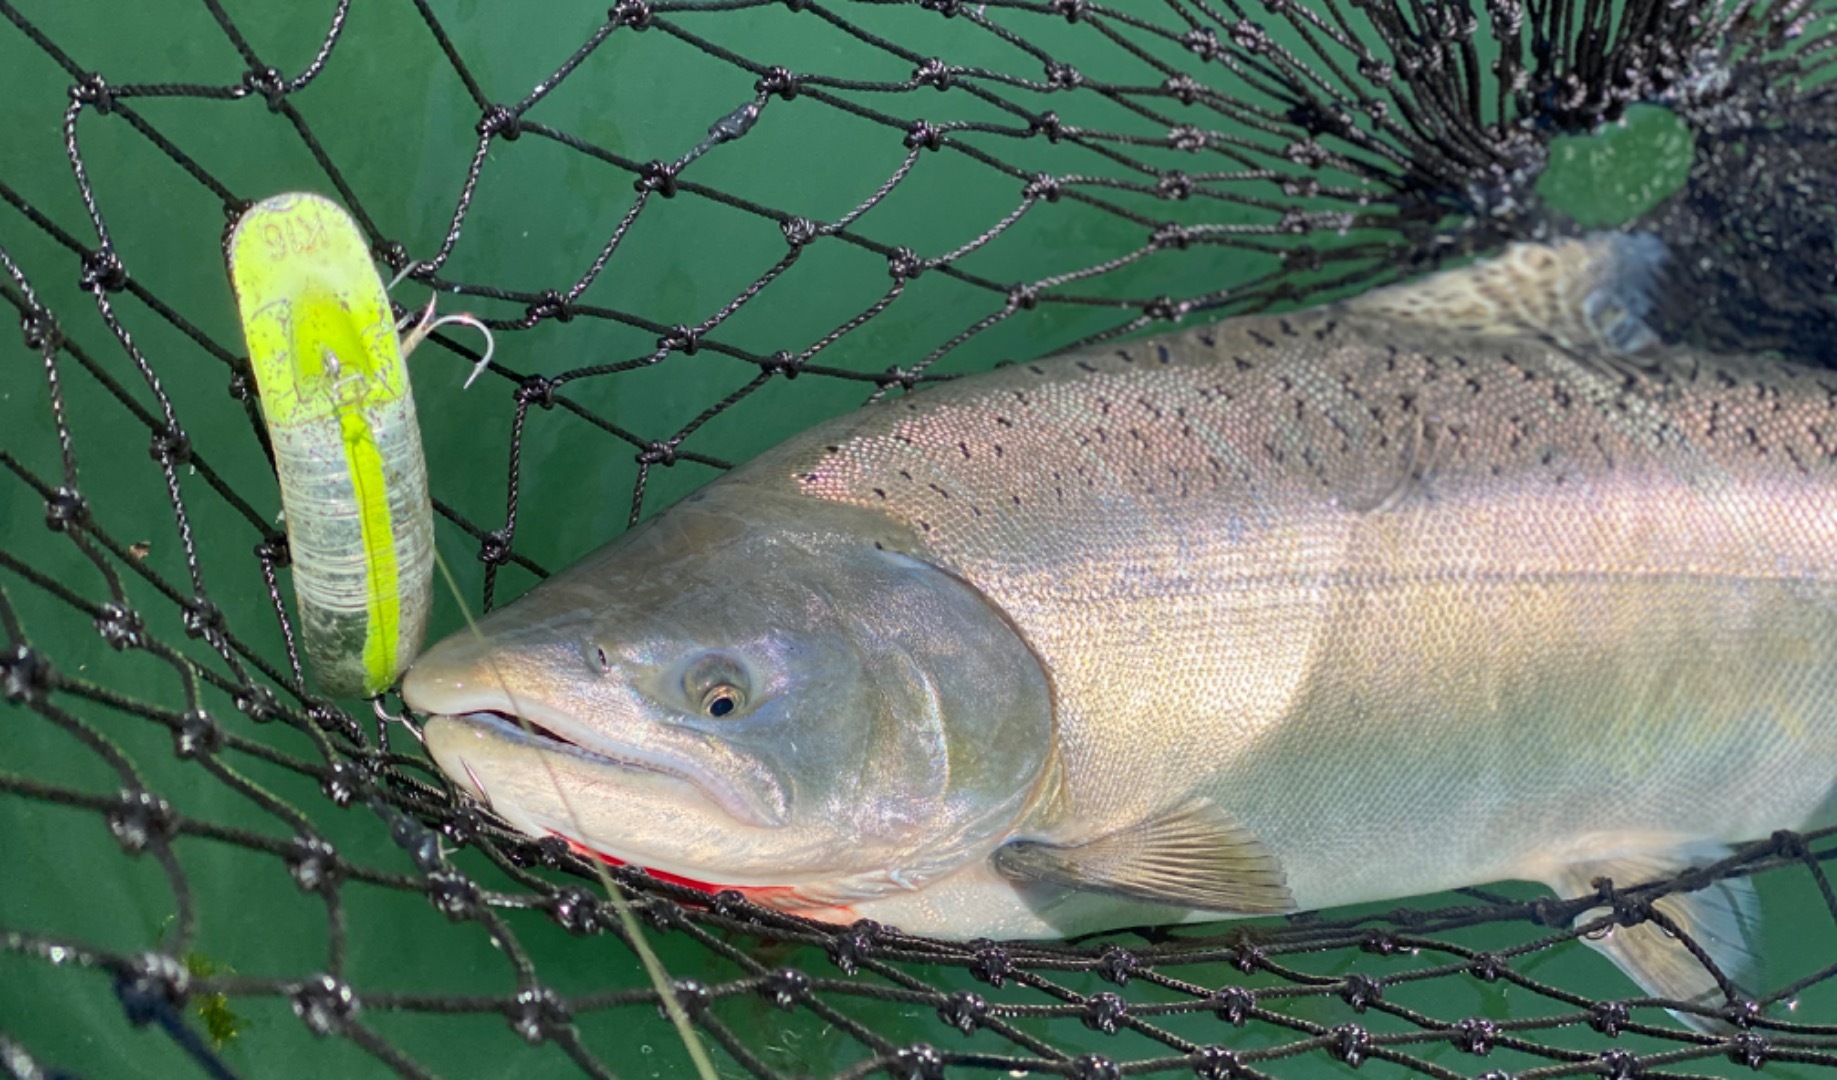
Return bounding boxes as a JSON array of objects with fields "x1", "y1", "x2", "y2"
[{"x1": 402, "y1": 486, "x2": 1056, "y2": 908}]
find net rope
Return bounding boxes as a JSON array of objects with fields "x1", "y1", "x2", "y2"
[{"x1": 4, "y1": 1, "x2": 1837, "y2": 1077}]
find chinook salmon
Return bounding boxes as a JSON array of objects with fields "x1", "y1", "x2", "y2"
[{"x1": 402, "y1": 234, "x2": 1837, "y2": 1027}]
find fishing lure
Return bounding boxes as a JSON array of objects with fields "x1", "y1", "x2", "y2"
[{"x1": 225, "y1": 192, "x2": 482, "y2": 698}]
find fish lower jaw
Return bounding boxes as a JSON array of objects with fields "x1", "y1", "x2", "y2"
[{"x1": 541, "y1": 829, "x2": 865, "y2": 920}]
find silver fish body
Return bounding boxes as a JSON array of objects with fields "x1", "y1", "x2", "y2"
[{"x1": 404, "y1": 235, "x2": 1837, "y2": 1023}]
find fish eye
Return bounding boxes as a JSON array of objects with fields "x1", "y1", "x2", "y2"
[
  {"x1": 683, "y1": 652, "x2": 750, "y2": 718},
  {"x1": 700, "y1": 684, "x2": 744, "y2": 718}
]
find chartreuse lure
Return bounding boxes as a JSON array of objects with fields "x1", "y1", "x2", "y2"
[{"x1": 226, "y1": 192, "x2": 435, "y2": 699}]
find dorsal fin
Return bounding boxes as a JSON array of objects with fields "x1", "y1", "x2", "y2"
[{"x1": 1345, "y1": 233, "x2": 1669, "y2": 355}]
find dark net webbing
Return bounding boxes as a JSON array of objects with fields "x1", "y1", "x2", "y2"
[{"x1": 3, "y1": 1, "x2": 1837, "y2": 1077}]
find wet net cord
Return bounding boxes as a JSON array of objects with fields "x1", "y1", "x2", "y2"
[{"x1": 5, "y1": 0, "x2": 1837, "y2": 1077}]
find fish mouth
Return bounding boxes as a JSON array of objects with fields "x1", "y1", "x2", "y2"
[{"x1": 427, "y1": 707, "x2": 788, "y2": 828}]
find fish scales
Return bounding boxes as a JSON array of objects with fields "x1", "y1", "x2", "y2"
[
  {"x1": 405, "y1": 236, "x2": 1837, "y2": 1023},
  {"x1": 759, "y1": 298, "x2": 1837, "y2": 909}
]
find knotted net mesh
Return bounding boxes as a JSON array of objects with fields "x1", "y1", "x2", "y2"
[{"x1": 4, "y1": 1, "x2": 1837, "y2": 1077}]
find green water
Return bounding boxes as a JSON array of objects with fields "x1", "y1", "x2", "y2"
[{"x1": 1, "y1": 2, "x2": 1828, "y2": 1078}]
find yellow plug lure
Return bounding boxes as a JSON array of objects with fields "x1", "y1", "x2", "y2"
[{"x1": 227, "y1": 192, "x2": 434, "y2": 699}]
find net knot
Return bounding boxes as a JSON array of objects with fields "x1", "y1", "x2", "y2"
[
  {"x1": 1726, "y1": 1030, "x2": 1770, "y2": 1068},
  {"x1": 1019, "y1": 175, "x2": 1063, "y2": 206},
  {"x1": 637, "y1": 440, "x2": 678, "y2": 467},
  {"x1": 887, "y1": 248, "x2": 925, "y2": 281},
  {"x1": 1597, "y1": 1048, "x2": 1641, "y2": 1079},
  {"x1": 478, "y1": 529, "x2": 514, "y2": 567},
  {"x1": 938, "y1": 990, "x2": 987, "y2": 1033},
  {"x1": 919, "y1": 0, "x2": 962, "y2": 15},
  {"x1": 1361, "y1": 930, "x2": 1401, "y2": 956},
  {"x1": 1721, "y1": 997, "x2": 1763, "y2": 1031},
  {"x1": 234, "y1": 683, "x2": 281, "y2": 723},
  {"x1": 609, "y1": 0, "x2": 653, "y2": 29},
  {"x1": 904, "y1": 120, "x2": 944, "y2": 151},
  {"x1": 508, "y1": 987, "x2": 571, "y2": 1044},
  {"x1": 516, "y1": 374, "x2": 560, "y2": 409},
  {"x1": 78, "y1": 247, "x2": 127, "y2": 293},
  {"x1": 173, "y1": 708, "x2": 222, "y2": 759},
  {"x1": 1329, "y1": 1024, "x2": 1372, "y2": 1067},
  {"x1": 548, "y1": 886, "x2": 602, "y2": 935},
  {"x1": 1209, "y1": 986, "x2": 1255, "y2": 1026},
  {"x1": 69, "y1": 71, "x2": 115, "y2": 113},
  {"x1": 19, "y1": 303, "x2": 61, "y2": 352},
  {"x1": 181, "y1": 595, "x2": 224, "y2": 640},
  {"x1": 1029, "y1": 111, "x2": 1065, "y2": 143},
  {"x1": 1770, "y1": 828, "x2": 1809, "y2": 858},
  {"x1": 665, "y1": 978, "x2": 711, "y2": 1018},
  {"x1": 1229, "y1": 21, "x2": 1272, "y2": 55},
  {"x1": 734, "y1": 71, "x2": 794, "y2": 110},
  {"x1": 286, "y1": 835, "x2": 342, "y2": 893},
  {"x1": 255, "y1": 528, "x2": 290, "y2": 565},
  {"x1": 642, "y1": 893, "x2": 688, "y2": 930},
  {"x1": 319, "y1": 756, "x2": 375, "y2": 807},
  {"x1": 892, "y1": 1045, "x2": 945, "y2": 1080},
  {"x1": 1183, "y1": 27, "x2": 1223, "y2": 62},
  {"x1": 781, "y1": 216, "x2": 821, "y2": 248},
  {"x1": 658, "y1": 324, "x2": 700, "y2": 354},
  {"x1": 635, "y1": 159, "x2": 679, "y2": 196},
  {"x1": 115, "y1": 953, "x2": 190, "y2": 1026},
  {"x1": 762, "y1": 967, "x2": 810, "y2": 1009},
  {"x1": 1143, "y1": 295, "x2": 1189, "y2": 322},
  {"x1": 1192, "y1": 1046, "x2": 1245, "y2": 1080},
  {"x1": 881, "y1": 366, "x2": 919, "y2": 392},
  {"x1": 1156, "y1": 172, "x2": 1195, "y2": 200},
  {"x1": 1096, "y1": 945, "x2": 1137, "y2": 985},
  {"x1": 1339, "y1": 974, "x2": 1384, "y2": 1012},
  {"x1": 1163, "y1": 74, "x2": 1203, "y2": 105},
  {"x1": 108, "y1": 789, "x2": 177, "y2": 854},
  {"x1": 1167, "y1": 124, "x2": 1208, "y2": 152},
  {"x1": 476, "y1": 104, "x2": 522, "y2": 140},
  {"x1": 1453, "y1": 1017, "x2": 1499, "y2": 1055},
  {"x1": 1045, "y1": 61, "x2": 1083, "y2": 89},
  {"x1": 1285, "y1": 137, "x2": 1332, "y2": 168},
  {"x1": 1230, "y1": 942, "x2": 1266, "y2": 974},
  {"x1": 43, "y1": 486, "x2": 90, "y2": 532},
  {"x1": 1151, "y1": 223, "x2": 1194, "y2": 250},
  {"x1": 147, "y1": 425, "x2": 192, "y2": 464},
  {"x1": 1052, "y1": 0, "x2": 1089, "y2": 21},
  {"x1": 442, "y1": 804, "x2": 485, "y2": 847},
  {"x1": 2, "y1": 645, "x2": 54, "y2": 706},
  {"x1": 240, "y1": 66, "x2": 288, "y2": 111},
  {"x1": 825, "y1": 919, "x2": 879, "y2": 974},
  {"x1": 1069, "y1": 1053, "x2": 1120, "y2": 1080},
  {"x1": 761, "y1": 350, "x2": 805, "y2": 378},
  {"x1": 968, "y1": 942, "x2": 1012, "y2": 986},
  {"x1": 1358, "y1": 54, "x2": 1396, "y2": 85},
  {"x1": 913, "y1": 58, "x2": 953, "y2": 91},
  {"x1": 94, "y1": 603, "x2": 144, "y2": 651},
  {"x1": 1587, "y1": 1000, "x2": 1630, "y2": 1036},
  {"x1": 1008, "y1": 284, "x2": 1040, "y2": 310},
  {"x1": 425, "y1": 869, "x2": 484, "y2": 920},
  {"x1": 227, "y1": 362, "x2": 255, "y2": 402},
  {"x1": 291, "y1": 974, "x2": 359, "y2": 1036},
  {"x1": 1081, "y1": 991, "x2": 1128, "y2": 1034}
]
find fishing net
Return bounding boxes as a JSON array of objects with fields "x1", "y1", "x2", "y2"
[{"x1": 5, "y1": 1, "x2": 1837, "y2": 1077}]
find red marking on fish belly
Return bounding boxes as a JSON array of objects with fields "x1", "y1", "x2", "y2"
[{"x1": 545, "y1": 833, "x2": 857, "y2": 921}]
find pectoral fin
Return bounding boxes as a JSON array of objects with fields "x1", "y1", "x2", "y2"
[
  {"x1": 1540, "y1": 843, "x2": 1762, "y2": 1033},
  {"x1": 991, "y1": 798, "x2": 1294, "y2": 914}
]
